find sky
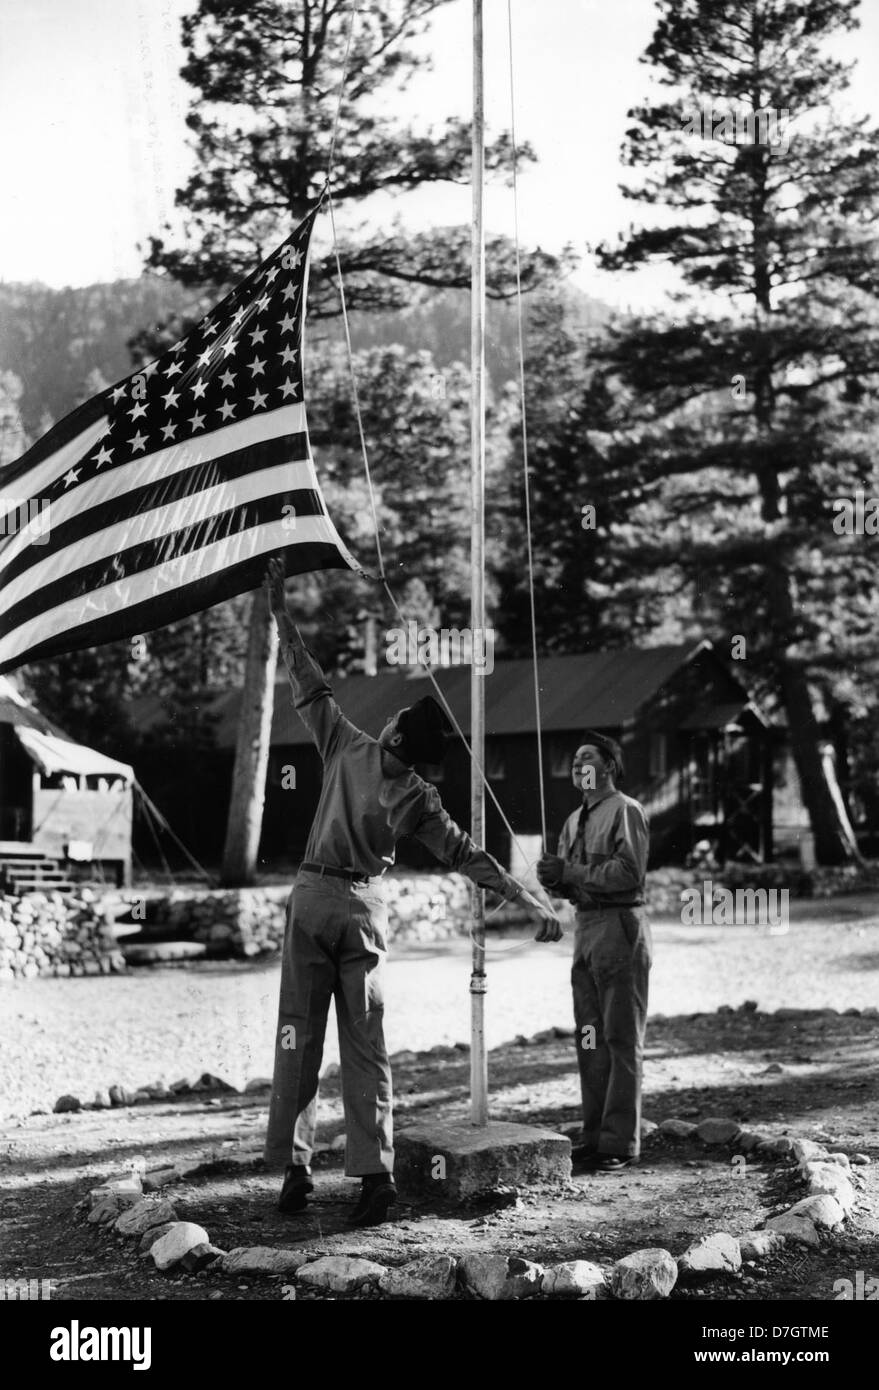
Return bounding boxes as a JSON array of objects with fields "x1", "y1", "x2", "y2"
[{"x1": 2, "y1": 0, "x2": 879, "y2": 309}]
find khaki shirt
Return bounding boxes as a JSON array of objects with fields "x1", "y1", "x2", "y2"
[
  {"x1": 282, "y1": 636, "x2": 523, "y2": 900},
  {"x1": 556, "y1": 789, "x2": 649, "y2": 908}
]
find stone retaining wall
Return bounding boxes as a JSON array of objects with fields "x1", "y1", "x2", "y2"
[
  {"x1": 153, "y1": 873, "x2": 496, "y2": 957},
  {"x1": 0, "y1": 892, "x2": 127, "y2": 981}
]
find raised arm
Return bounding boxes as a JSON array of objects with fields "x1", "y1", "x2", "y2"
[
  {"x1": 264, "y1": 558, "x2": 353, "y2": 761},
  {"x1": 409, "y1": 788, "x2": 562, "y2": 942}
]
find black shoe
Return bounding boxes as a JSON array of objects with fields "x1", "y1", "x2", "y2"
[
  {"x1": 596, "y1": 1155, "x2": 637, "y2": 1172},
  {"x1": 278, "y1": 1164, "x2": 314, "y2": 1214},
  {"x1": 347, "y1": 1174, "x2": 397, "y2": 1227},
  {"x1": 570, "y1": 1144, "x2": 599, "y2": 1168}
]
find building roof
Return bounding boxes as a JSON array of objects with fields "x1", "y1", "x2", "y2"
[
  {"x1": 0, "y1": 677, "x2": 134, "y2": 781},
  {"x1": 193, "y1": 640, "x2": 719, "y2": 748}
]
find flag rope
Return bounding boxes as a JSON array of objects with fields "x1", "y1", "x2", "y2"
[
  {"x1": 507, "y1": 0, "x2": 548, "y2": 854},
  {"x1": 320, "y1": 1, "x2": 556, "y2": 918}
]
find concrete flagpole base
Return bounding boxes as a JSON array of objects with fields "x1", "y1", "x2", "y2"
[{"x1": 395, "y1": 1120, "x2": 572, "y2": 1201}]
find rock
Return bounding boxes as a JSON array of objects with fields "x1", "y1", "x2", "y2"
[
  {"x1": 330, "y1": 1134, "x2": 347, "y2": 1152},
  {"x1": 740, "y1": 1000, "x2": 758, "y2": 1012},
  {"x1": 801, "y1": 1162, "x2": 856, "y2": 1212},
  {"x1": 180, "y1": 1243, "x2": 225, "y2": 1273},
  {"x1": 115, "y1": 1198, "x2": 178, "y2": 1236},
  {"x1": 850, "y1": 1154, "x2": 870, "y2": 1165},
  {"x1": 222, "y1": 1247, "x2": 314, "y2": 1276},
  {"x1": 142, "y1": 1167, "x2": 182, "y2": 1192},
  {"x1": 785, "y1": 1195, "x2": 845, "y2": 1231},
  {"x1": 640, "y1": 1119, "x2": 658, "y2": 1138},
  {"x1": 764, "y1": 1212, "x2": 820, "y2": 1248},
  {"x1": 842, "y1": 1007, "x2": 861, "y2": 1017},
  {"x1": 169, "y1": 1078, "x2": 192, "y2": 1094},
  {"x1": 737, "y1": 1131, "x2": 765, "y2": 1154},
  {"x1": 88, "y1": 1176, "x2": 142, "y2": 1207},
  {"x1": 459, "y1": 1253, "x2": 543, "y2": 1301},
  {"x1": 92, "y1": 1090, "x2": 112, "y2": 1109},
  {"x1": 695, "y1": 1117, "x2": 742, "y2": 1145},
  {"x1": 151, "y1": 1222, "x2": 211, "y2": 1271},
  {"x1": 530, "y1": 1028, "x2": 557, "y2": 1044},
  {"x1": 612, "y1": 1249, "x2": 678, "y2": 1301},
  {"x1": 739, "y1": 1229, "x2": 786, "y2": 1260},
  {"x1": 87, "y1": 1198, "x2": 124, "y2": 1225},
  {"x1": 761, "y1": 1062, "x2": 784, "y2": 1074},
  {"x1": 108, "y1": 1085, "x2": 136, "y2": 1107},
  {"x1": 677, "y1": 1233, "x2": 742, "y2": 1277},
  {"x1": 659, "y1": 1118, "x2": 697, "y2": 1139},
  {"x1": 194, "y1": 1072, "x2": 238, "y2": 1093},
  {"x1": 541, "y1": 1260, "x2": 606, "y2": 1299},
  {"x1": 755, "y1": 1137, "x2": 794, "y2": 1158},
  {"x1": 53, "y1": 1094, "x2": 81, "y2": 1113},
  {"x1": 131, "y1": 1090, "x2": 153, "y2": 1104},
  {"x1": 378, "y1": 1255, "x2": 457, "y2": 1300},
  {"x1": 792, "y1": 1139, "x2": 828, "y2": 1165},
  {"x1": 138, "y1": 1222, "x2": 177, "y2": 1254},
  {"x1": 824, "y1": 1153, "x2": 851, "y2": 1169},
  {"x1": 244, "y1": 1077, "x2": 272, "y2": 1094},
  {"x1": 552, "y1": 1025, "x2": 576, "y2": 1039},
  {"x1": 389, "y1": 1051, "x2": 418, "y2": 1065},
  {"x1": 296, "y1": 1256, "x2": 386, "y2": 1294},
  {"x1": 320, "y1": 1063, "x2": 341, "y2": 1080}
]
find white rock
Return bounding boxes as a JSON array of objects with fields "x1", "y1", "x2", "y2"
[
  {"x1": 459, "y1": 1253, "x2": 543, "y2": 1301},
  {"x1": 850, "y1": 1153, "x2": 870, "y2": 1165},
  {"x1": 378, "y1": 1255, "x2": 457, "y2": 1299},
  {"x1": 739, "y1": 1229, "x2": 786, "y2": 1260},
  {"x1": 640, "y1": 1119, "x2": 658, "y2": 1138},
  {"x1": 659, "y1": 1118, "x2": 697, "y2": 1139},
  {"x1": 791, "y1": 1139, "x2": 828, "y2": 1165},
  {"x1": 88, "y1": 1176, "x2": 142, "y2": 1207},
  {"x1": 785, "y1": 1195, "x2": 845, "y2": 1231},
  {"x1": 244, "y1": 1077, "x2": 272, "y2": 1093},
  {"x1": 541, "y1": 1260, "x2": 606, "y2": 1298},
  {"x1": 824, "y1": 1153, "x2": 851, "y2": 1169},
  {"x1": 330, "y1": 1134, "x2": 347, "y2": 1152},
  {"x1": 115, "y1": 1198, "x2": 178, "y2": 1236},
  {"x1": 296, "y1": 1255, "x2": 386, "y2": 1294},
  {"x1": 677, "y1": 1233, "x2": 742, "y2": 1276},
  {"x1": 151, "y1": 1222, "x2": 211, "y2": 1271},
  {"x1": 764, "y1": 1212, "x2": 820, "y2": 1248},
  {"x1": 612, "y1": 1249, "x2": 678, "y2": 1300},
  {"x1": 222, "y1": 1247, "x2": 313, "y2": 1276},
  {"x1": 756, "y1": 1137, "x2": 795, "y2": 1158},
  {"x1": 320, "y1": 1063, "x2": 341, "y2": 1080},
  {"x1": 801, "y1": 1161, "x2": 856, "y2": 1212}
]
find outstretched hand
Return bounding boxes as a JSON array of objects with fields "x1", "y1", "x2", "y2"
[
  {"x1": 264, "y1": 557, "x2": 289, "y2": 621},
  {"x1": 518, "y1": 887, "x2": 564, "y2": 944}
]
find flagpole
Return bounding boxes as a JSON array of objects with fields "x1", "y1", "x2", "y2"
[{"x1": 469, "y1": 0, "x2": 488, "y2": 1126}]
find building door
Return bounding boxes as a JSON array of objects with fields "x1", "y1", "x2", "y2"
[
  {"x1": 719, "y1": 731, "x2": 766, "y2": 862},
  {"x1": 0, "y1": 726, "x2": 33, "y2": 841}
]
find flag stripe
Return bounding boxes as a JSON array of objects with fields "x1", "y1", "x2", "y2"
[
  {"x1": 0, "y1": 472, "x2": 325, "y2": 622},
  {"x1": 0, "y1": 416, "x2": 109, "y2": 531},
  {"x1": 0, "y1": 437, "x2": 315, "y2": 592},
  {"x1": 0, "y1": 539, "x2": 349, "y2": 674},
  {"x1": 0, "y1": 516, "x2": 350, "y2": 669}
]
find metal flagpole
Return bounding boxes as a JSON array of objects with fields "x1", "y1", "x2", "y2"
[{"x1": 469, "y1": 0, "x2": 488, "y2": 1126}]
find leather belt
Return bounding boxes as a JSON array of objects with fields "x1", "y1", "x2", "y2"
[{"x1": 300, "y1": 861, "x2": 372, "y2": 884}]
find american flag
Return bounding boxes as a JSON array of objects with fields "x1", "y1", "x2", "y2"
[{"x1": 0, "y1": 198, "x2": 361, "y2": 674}]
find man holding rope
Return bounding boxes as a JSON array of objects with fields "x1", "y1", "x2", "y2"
[
  {"x1": 262, "y1": 559, "x2": 560, "y2": 1226},
  {"x1": 538, "y1": 733, "x2": 651, "y2": 1173}
]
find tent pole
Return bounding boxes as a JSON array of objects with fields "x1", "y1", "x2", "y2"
[{"x1": 469, "y1": 0, "x2": 488, "y2": 1127}]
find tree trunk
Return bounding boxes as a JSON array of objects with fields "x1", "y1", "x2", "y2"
[{"x1": 220, "y1": 586, "x2": 279, "y2": 885}]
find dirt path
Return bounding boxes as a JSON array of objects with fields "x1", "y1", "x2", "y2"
[{"x1": 1, "y1": 1008, "x2": 876, "y2": 1302}]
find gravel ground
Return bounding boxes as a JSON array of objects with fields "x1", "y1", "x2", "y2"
[{"x1": 1, "y1": 893, "x2": 877, "y2": 1120}]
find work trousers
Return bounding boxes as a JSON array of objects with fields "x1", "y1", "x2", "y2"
[
  {"x1": 571, "y1": 906, "x2": 652, "y2": 1158},
  {"x1": 263, "y1": 868, "x2": 393, "y2": 1176}
]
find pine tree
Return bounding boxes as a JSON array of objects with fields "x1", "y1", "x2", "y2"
[{"x1": 591, "y1": 0, "x2": 879, "y2": 862}]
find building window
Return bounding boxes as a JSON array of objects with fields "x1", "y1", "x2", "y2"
[
  {"x1": 486, "y1": 745, "x2": 506, "y2": 780},
  {"x1": 649, "y1": 732, "x2": 668, "y2": 779},
  {"x1": 550, "y1": 739, "x2": 573, "y2": 778}
]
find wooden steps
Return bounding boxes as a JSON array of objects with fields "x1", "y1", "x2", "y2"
[{"x1": 0, "y1": 844, "x2": 75, "y2": 895}]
